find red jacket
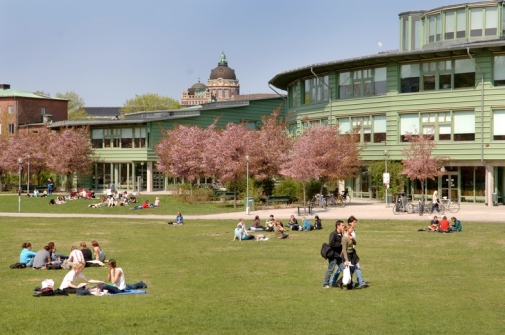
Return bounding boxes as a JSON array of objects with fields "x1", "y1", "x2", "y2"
[{"x1": 439, "y1": 219, "x2": 450, "y2": 231}]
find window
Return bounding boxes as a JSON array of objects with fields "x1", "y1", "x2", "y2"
[
  {"x1": 8, "y1": 105, "x2": 14, "y2": 114},
  {"x1": 121, "y1": 128, "x2": 133, "y2": 148},
  {"x1": 113, "y1": 129, "x2": 120, "y2": 147},
  {"x1": 453, "y1": 111, "x2": 475, "y2": 141},
  {"x1": 337, "y1": 118, "x2": 350, "y2": 133},
  {"x1": 338, "y1": 67, "x2": 386, "y2": 99},
  {"x1": 470, "y1": 8, "x2": 483, "y2": 37},
  {"x1": 41, "y1": 107, "x2": 46, "y2": 116},
  {"x1": 445, "y1": 11, "x2": 455, "y2": 40},
  {"x1": 485, "y1": 7, "x2": 498, "y2": 36},
  {"x1": 8, "y1": 123, "x2": 15, "y2": 134},
  {"x1": 134, "y1": 128, "x2": 146, "y2": 148},
  {"x1": 91, "y1": 129, "x2": 104, "y2": 148},
  {"x1": 454, "y1": 59, "x2": 475, "y2": 88},
  {"x1": 493, "y1": 56, "x2": 505, "y2": 86},
  {"x1": 352, "y1": 116, "x2": 371, "y2": 142},
  {"x1": 304, "y1": 75, "x2": 329, "y2": 104},
  {"x1": 289, "y1": 83, "x2": 301, "y2": 108},
  {"x1": 104, "y1": 129, "x2": 112, "y2": 148},
  {"x1": 339, "y1": 72, "x2": 351, "y2": 99},
  {"x1": 421, "y1": 112, "x2": 452, "y2": 141},
  {"x1": 373, "y1": 115, "x2": 386, "y2": 143},
  {"x1": 456, "y1": 9, "x2": 466, "y2": 38},
  {"x1": 493, "y1": 110, "x2": 505, "y2": 140},
  {"x1": 400, "y1": 64, "x2": 420, "y2": 93},
  {"x1": 427, "y1": 13, "x2": 441, "y2": 43},
  {"x1": 400, "y1": 114, "x2": 419, "y2": 142},
  {"x1": 422, "y1": 61, "x2": 452, "y2": 91}
]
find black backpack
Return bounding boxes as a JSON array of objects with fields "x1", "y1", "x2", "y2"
[{"x1": 320, "y1": 242, "x2": 332, "y2": 259}]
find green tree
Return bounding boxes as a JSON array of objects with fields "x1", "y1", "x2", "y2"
[
  {"x1": 368, "y1": 160, "x2": 406, "y2": 201},
  {"x1": 120, "y1": 93, "x2": 181, "y2": 115},
  {"x1": 55, "y1": 91, "x2": 88, "y2": 120}
]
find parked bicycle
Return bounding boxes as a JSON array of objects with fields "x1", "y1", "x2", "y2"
[
  {"x1": 341, "y1": 188, "x2": 351, "y2": 204},
  {"x1": 407, "y1": 200, "x2": 445, "y2": 215},
  {"x1": 440, "y1": 198, "x2": 460, "y2": 213}
]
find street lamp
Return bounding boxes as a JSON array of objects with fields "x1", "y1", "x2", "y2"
[
  {"x1": 384, "y1": 150, "x2": 390, "y2": 208},
  {"x1": 245, "y1": 155, "x2": 250, "y2": 215},
  {"x1": 17, "y1": 157, "x2": 23, "y2": 213},
  {"x1": 27, "y1": 155, "x2": 30, "y2": 196}
]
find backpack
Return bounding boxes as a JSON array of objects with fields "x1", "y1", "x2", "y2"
[
  {"x1": 320, "y1": 242, "x2": 332, "y2": 259},
  {"x1": 10, "y1": 262, "x2": 26, "y2": 269}
]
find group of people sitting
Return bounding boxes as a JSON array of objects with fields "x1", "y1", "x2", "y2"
[
  {"x1": 421, "y1": 216, "x2": 462, "y2": 232},
  {"x1": 234, "y1": 214, "x2": 326, "y2": 241},
  {"x1": 19, "y1": 240, "x2": 106, "y2": 269}
]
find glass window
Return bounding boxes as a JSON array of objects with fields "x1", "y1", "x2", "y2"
[
  {"x1": 493, "y1": 110, "x2": 505, "y2": 140},
  {"x1": 339, "y1": 72, "x2": 351, "y2": 99},
  {"x1": 485, "y1": 7, "x2": 498, "y2": 36},
  {"x1": 104, "y1": 129, "x2": 112, "y2": 148},
  {"x1": 92, "y1": 129, "x2": 104, "y2": 148},
  {"x1": 8, "y1": 123, "x2": 15, "y2": 134},
  {"x1": 445, "y1": 11, "x2": 455, "y2": 40},
  {"x1": 121, "y1": 128, "x2": 133, "y2": 148},
  {"x1": 400, "y1": 114, "x2": 419, "y2": 141},
  {"x1": 453, "y1": 111, "x2": 475, "y2": 141},
  {"x1": 134, "y1": 128, "x2": 146, "y2": 148},
  {"x1": 400, "y1": 64, "x2": 420, "y2": 93},
  {"x1": 454, "y1": 59, "x2": 475, "y2": 88},
  {"x1": 493, "y1": 55, "x2": 505, "y2": 86},
  {"x1": 374, "y1": 67, "x2": 387, "y2": 95},
  {"x1": 304, "y1": 76, "x2": 329, "y2": 104},
  {"x1": 470, "y1": 8, "x2": 483, "y2": 37},
  {"x1": 413, "y1": 19, "x2": 421, "y2": 50},
  {"x1": 439, "y1": 125, "x2": 451, "y2": 141},
  {"x1": 456, "y1": 9, "x2": 466, "y2": 39},
  {"x1": 373, "y1": 115, "x2": 386, "y2": 143},
  {"x1": 338, "y1": 118, "x2": 350, "y2": 133},
  {"x1": 402, "y1": 17, "x2": 409, "y2": 51},
  {"x1": 8, "y1": 105, "x2": 14, "y2": 114}
]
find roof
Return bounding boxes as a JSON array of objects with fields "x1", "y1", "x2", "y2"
[
  {"x1": 269, "y1": 38, "x2": 505, "y2": 90},
  {"x1": 0, "y1": 89, "x2": 67, "y2": 101},
  {"x1": 84, "y1": 107, "x2": 121, "y2": 118}
]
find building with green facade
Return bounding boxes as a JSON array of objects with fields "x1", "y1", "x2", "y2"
[
  {"x1": 49, "y1": 97, "x2": 284, "y2": 192},
  {"x1": 269, "y1": 0, "x2": 505, "y2": 206}
]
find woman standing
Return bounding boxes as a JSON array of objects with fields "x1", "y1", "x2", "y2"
[{"x1": 341, "y1": 225, "x2": 358, "y2": 290}]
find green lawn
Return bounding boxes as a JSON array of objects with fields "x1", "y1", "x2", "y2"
[
  {"x1": 1, "y1": 215, "x2": 505, "y2": 334},
  {"x1": 0, "y1": 193, "x2": 242, "y2": 215}
]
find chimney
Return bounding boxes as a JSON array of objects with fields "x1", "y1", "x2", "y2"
[{"x1": 0, "y1": 84, "x2": 11, "y2": 90}]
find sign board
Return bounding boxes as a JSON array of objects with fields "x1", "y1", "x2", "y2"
[{"x1": 383, "y1": 173, "x2": 390, "y2": 184}]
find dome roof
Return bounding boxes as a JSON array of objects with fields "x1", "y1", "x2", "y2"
[
  {"x1": 191, "y1": 82, "x2": 207, "y2": 91},
  {"x1": 209, "y1": 52, "x2": 237, "y2": 80}
]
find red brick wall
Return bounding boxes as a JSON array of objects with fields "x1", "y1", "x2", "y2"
[{"x1": 16, "y1": 97, "x2": 68, "y2": 124}]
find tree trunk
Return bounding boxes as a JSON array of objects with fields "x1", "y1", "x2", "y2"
[{"x1": 302, "y1": 182, "x2": 307, "y2": 215}]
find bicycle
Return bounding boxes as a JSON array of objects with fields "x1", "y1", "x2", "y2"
[
  {"x1": 341, "y1": 188, "x2": 351, "y2": 204},
  {"x1": 440, "y1": 198, "x2": 460, "y2": 213}
]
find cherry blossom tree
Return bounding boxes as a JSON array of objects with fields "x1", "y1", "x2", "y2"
[
  {"x1": 156, "y1": 123, "x2": 216, "y2": 186},
  {"x1": 46, "y1": 127, "x2": 95, "y2": 191},
  {"x1": 401, "y1": 132, "x2": 446, "y2": 206},
  {"x1": 280, "y1": 124, "x2": 362, "y2": 211},
  {"x1": 204, "y1": 122, "x2": 255, "y2": 208},
  {"x1": 249, "y1": 107, "x2": 292, "y2": 180}
]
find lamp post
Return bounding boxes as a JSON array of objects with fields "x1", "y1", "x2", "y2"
[
  {"x1": 27, "y1": 155, "x2": 30, "y2": 196},
  {"x1": 245, "y1": 155, "x2": 250, "y2": 215},
  {"x1": 17, "y1": 157, "x2": 23, "y2": 213},
  {"x1": 384, "y1": 150, "x2": 390, "y2": 208}
]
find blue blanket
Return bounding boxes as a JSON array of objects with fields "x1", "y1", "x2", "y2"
[{"x1": 112, "y1": 289, "x2": 147, "y2": 295}]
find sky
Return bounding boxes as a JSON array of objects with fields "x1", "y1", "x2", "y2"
[{"x1": 0, "y1": 0, "x2": 484, "y2": 107}]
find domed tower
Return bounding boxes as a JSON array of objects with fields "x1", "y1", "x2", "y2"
[
  {"x1": 181, "y1": 79, "x2": 211, "y2": 106},
  {"x1": 207, "y1": 52, "x2": 240, "y2": 102}
]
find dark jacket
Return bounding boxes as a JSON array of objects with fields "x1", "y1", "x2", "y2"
[{"x1": 328, "y1": 230, "x2": 343, "y2": 259}]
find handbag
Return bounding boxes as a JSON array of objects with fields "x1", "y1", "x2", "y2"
[{"x1": 342, "y1": 265, "x2": 352, "y2": 285}]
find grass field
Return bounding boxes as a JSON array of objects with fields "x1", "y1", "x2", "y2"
[{"x1": 2, "y1": 209, "x2": 505, "y2": 335}]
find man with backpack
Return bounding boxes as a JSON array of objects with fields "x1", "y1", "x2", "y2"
[{"x1": 323, "y1": 220, "x2": 344, "y2": 288}]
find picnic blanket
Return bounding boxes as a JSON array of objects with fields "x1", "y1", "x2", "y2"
[{"x1": 112, "y1": 289, "x2": 147, "y2": 295}]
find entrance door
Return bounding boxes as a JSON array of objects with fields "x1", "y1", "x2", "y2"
[{"x1": 441, "y1": 172, "x2": 458, "y2": 200}]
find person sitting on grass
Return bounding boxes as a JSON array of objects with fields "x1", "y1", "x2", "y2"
[
  {"x1": 59, "y1": 262, "x2": 103, "y2": 294},
  {"x1": 250, "y1": 215, "x2": 264, "y2": 231},
  {"x1": 175, "y1": 212, "x2": 184, "y2": 224},
  {"x1": 302, "y1": 217, "x2": 313, "y2": 231},
  {"x1": 20, "y1": 242, "x2": 37, "y2": 267},
  {"x1": 288, "y1": 215, "x2": 300, "y2": 231},
  {"x1": 97, "y1": 259, "x2": 147, "y2": 294},
  {"x1": 233, "y1": 223, "x2": 255, "y2": 241},
  {"x1": 427, "y1": 216, "x2": 440, "y2": 231},
  {"x1": 130, "y1": 199, "x2": 149, "y2": 210},
  {"x1": 450, "y1": 217, "x2": 462, "y2": 232},
  {"x1": 274, "y1": 220, "x2": 289, "y2": 239},
  {"x1": 438, "y1": 216, "x2": 451, "y2": 233}
]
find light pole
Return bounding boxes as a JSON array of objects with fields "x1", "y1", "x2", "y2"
[
  {"x1": 18, "y1": 157, "x2": 23, "y2": 213},
  {"x1": 384, "y1": 150, "x2": 390, "y2": 207},
  {"x1": 27, "y1": 155, "x2": 30, "y2": 196},
  {"x1": 245, "y1": 155, "x2": 250, "y2": 215}
]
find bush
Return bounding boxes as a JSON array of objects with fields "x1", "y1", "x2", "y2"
[{"x1": 273, "y1": 178, "x2": 302, "y2": 202}]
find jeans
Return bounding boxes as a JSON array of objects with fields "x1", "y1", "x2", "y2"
[
  {"x1": 354, "y1": 263, "x2": 366, "y2": 286},
  {"x1": 323, "y1": 257, "x2": 342, "y2": 286},
  {"x1": 430, "y1": 203, "x2": 439, "y2": 213}
]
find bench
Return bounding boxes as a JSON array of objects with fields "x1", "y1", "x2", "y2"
[
  {"x1": 214, "y1": 191, "x2": 235, "y2": 200},
  {"x1": 19, "y1": 185, "x2": 48, "y2": 193},
  {"x1": 266, "y1": 195, "x2": 291, "y2": 207}
]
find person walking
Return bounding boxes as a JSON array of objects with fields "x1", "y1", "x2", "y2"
[
  {"x1": 430, "y1": 190, "x2": 440, "y2": 214},
  {"x1": 348, "y1": 215, "x2": 368, "y2": 289},
  {"x1": 323, "y1": 220, "x2": 344, "y2": 288}
]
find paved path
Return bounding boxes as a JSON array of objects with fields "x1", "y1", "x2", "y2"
[{"x1": 1, "y1": 199, "x2": 503, "y2": 222}]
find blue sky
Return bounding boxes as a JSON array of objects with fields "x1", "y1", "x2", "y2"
[{"x1": 0, "y1": 0, "x2": 481, "y2": 106}]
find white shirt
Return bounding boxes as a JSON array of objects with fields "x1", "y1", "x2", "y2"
[
  {"x1": 59, "y1": 270, "x2": 87, "y2": 290},
  {"x1": 112, "y1": 267, "x2": 126, "y2": 290}
]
